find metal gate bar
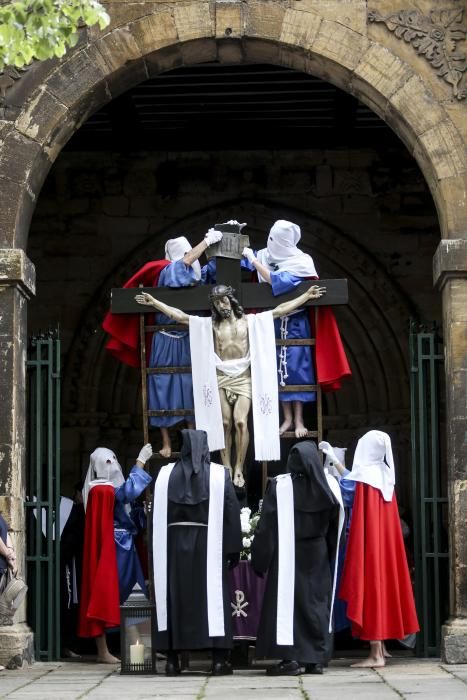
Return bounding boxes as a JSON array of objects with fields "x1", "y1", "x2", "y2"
[
  {"x1": 26, "y1": 333, "x2": 61, "y2": 661},
  {"x1": 410, "y1": 321, "x2": 447, "y2": 657}
]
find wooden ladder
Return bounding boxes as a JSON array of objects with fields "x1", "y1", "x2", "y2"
[{"x1": 139, "y1": 308, "x2": 322, "y2": 492}]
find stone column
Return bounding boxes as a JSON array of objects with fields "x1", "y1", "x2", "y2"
[
  {"x1": 0, "y1": 249, "x2": 35, "y2": 667},
  {"x1": 435, "y1": 240, "x2": 467, "y2": 663}
]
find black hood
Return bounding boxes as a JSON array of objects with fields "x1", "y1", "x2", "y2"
[
  {"x1": 168, "y1": 429, "x2": 210, "y2": 505},
  {"x1": 287, "y1": 441, "x2": 337, "y2": 512}
]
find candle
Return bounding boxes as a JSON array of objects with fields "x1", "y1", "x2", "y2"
[{"x1": 130, "y1": 641, "x2": 145, "y2": 665}]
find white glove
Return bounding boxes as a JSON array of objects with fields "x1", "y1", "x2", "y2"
[
  {"x1": 242, "y1": 247, "x2": 256, "y2": 264},
  {"x1": 225, "y1": 219, "x2": 247, "y2": 227},
  {"x1": 318, "y1": 441, "x2": 340, "y2": 465},
  {"x1": 137, "y1": 443, "x2": 153, "y2": 465},
  {"x1": 204, "y1": 228, "x2": 223, "y2": 246}
]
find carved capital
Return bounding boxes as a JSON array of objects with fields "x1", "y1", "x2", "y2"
[
  {"x1": 0, "y1": 248, "x2": 35, "y2": 298},
  {"x1": 368, "y1": 7, "x2": 467, "y2": 100}
]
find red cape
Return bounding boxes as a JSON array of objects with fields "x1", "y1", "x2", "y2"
[
  {"x1": 78, "y1": 485, "x2": 120, "y2": 638},
  {"x1": 102, "y1": 259, "x2": 171, "y2": 367},
  {"x1": 311, "y1": 306, "x2": 351, "y2": 391},
  {"x1": 339, "y1": 482, "x2": 419, "y2": 640},
  {"x1": 251, "y1": 271, "x2": 351, "y2": 392}
]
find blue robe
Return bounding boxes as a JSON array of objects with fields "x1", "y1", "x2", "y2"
[
  {"x1": 270, "y1": 270, "x2": 316, "y2": 402},
  {"x1": 114, "y1": 466, "x2": 152, "y2": 603},
  {"x1": 333, "y1": 469, "x2": 356, "y2": 632},
  {"x1": 148, "y1": 260, "x2": 197, "y2": 427}
]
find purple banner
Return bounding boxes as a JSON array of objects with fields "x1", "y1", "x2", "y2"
[{"x1": 229, "y1": 561, "x2": 267, "y2": 640}]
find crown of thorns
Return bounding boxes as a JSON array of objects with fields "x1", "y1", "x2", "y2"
[{"x1": 209, "y1": 285, "x2": 236, "y2": 300}]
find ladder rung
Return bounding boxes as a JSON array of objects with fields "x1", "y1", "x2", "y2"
[
  {"x1": 146, "y1": 367, "x2": 192, "y2": 374},
  {"x1": 281, "y1": 430, "x2": 319, "y2": 439},
  {"x1": 279, "y1": 385, "x2": 318, "y2": 392},
  {"x1": 145, "y1": 324, "x2": 187, "y2": 332},
  {"x1": 147, "y1": 410, "x2": 194, "y2": 416}
]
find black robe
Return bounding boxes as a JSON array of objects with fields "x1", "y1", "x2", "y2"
[
  {"x1": 252, "y1": 444, "x2": 340, "y2": 664},
  {"x1": 60, "y1": 502, "x2": 85, "y2": 650},
  {"x1": 154, "y1": 468, "x2": 242, "y2": 651}
]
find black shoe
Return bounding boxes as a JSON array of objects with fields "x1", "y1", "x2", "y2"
[
  {"x1": 266, "y1": 660, "x2": 302, "y2": 676},
  {"x1": 211, "y1": 660, "x2": 233, "y2": 676},
  {"x1": 165, "y1": 660, "x2": 181, "y2": 676},
  {"x1": 304, "y1": 663, "x2": 324, "y2": 674}
]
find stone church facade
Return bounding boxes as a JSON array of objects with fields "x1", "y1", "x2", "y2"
[{"x1": 0, "y1": 0, "x2": 466, "y2": 664}]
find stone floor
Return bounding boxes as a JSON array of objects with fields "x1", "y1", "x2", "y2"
[{"x1": 1, "y1": 658, "x2": 467, "y2": 699}]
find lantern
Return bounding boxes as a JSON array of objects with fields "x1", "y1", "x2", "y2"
[{"x1": 120, "y1": 593, "x2": 157, "y2": 675}]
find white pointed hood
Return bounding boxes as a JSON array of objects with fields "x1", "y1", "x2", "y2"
[
  {"x1": 83, "y1": 447, "x2": 125, "y2": 511},
  {"x1": 345, "y1": 430, "x2": 395, "y2": 502},
  {"x1": 165, "y1": 235, "x2": 201, "y2": 281},
  {"x1": 256, "y1": 219, "x2": 318, "y2": 281}
]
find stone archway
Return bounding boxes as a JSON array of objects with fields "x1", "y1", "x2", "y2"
[{"x1": 0, "y1": 2, "x2": 466, "y2": 662}]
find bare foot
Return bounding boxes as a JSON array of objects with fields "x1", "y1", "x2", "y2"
[
  {"x1": 294, "y1": 422, "x2": 308, "y2": 438},
  {"x1": 233, "y1": 470, "x2": 245, "y2": 488},
  {"x1": 279, "y1": 419, "x2": 293, "y2": 435},
  {"x1": 159, "y1": 445, "x2": 172, "y2": 459},
  {"x1": 351, "y1": 642, "x2": 385, "y2": 668},
  {"x1": 97, "y1": 653, "x2": 119, "y2": 664},
  {"x1": 351, "y1": 657, "x2": 385, "y2": 668},
  {"x1": 63, "y1": 648, "x2": 81, "y2": 659},
  {"x1": 0, "y1": 665, "x2": 4, "y2": 672},
  {"x1": 382, "y1": 643, "x2": 392, "y2": 658}
]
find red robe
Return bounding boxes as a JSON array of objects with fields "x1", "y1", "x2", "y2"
[
  {"x1": 311, "y1": 306, "x2": 351, "y2": 391},
  {"x1": 251, "y1": 270, "x2": 351, "y2": 392},
  {"x1": 78, "y1": 485, "x2": 120, "y2": 637},
  {"x1": 339, "y1": 482, "x2": 419, "y2": 640},
  {"x1": 102, "y1": 259, "x2": 171, "y2": 367}
]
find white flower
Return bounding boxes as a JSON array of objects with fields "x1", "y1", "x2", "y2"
[
  {"x1": 240, "y1": 508, "x2": 252, "y2": 534},
  {"x1": 247, "y1": 553, "x2": 251, "y2": 560},
  {"x1": 242, "y1": 537, "x2": 251, "y2": 549}
]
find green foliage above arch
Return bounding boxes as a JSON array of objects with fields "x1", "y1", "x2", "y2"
[{"x1": 0, "y1": 0, "x2": 110, "y2": 68}]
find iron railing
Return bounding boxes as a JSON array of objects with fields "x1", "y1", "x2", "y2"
[
  {"x1": 410, "y1": 320, "x2": 447, "y2": 657},
  {"x1": 25, "y1": 332, "x2": 61, "y2": 661}
]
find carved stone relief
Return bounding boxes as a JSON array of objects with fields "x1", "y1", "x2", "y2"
[{"x1": 368, "y1": 7, "x2": 467, "y2": 100}]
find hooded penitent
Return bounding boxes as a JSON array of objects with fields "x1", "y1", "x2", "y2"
[
  {"x1": 252, "y1": 441, "x2": 342, "y2": 662},
  {"x1": 256, "y1": 219, "x2": 318, "y2": 280},
  {"x1": 82, "y1": 448, "x2": 125, "y2": 511},
  {"x1": 153, "y1": 429, "x2": 235, "y2": 640},
  {"x1": 168, "y1": 429, "x2": 210, "y2": 505},
  {"x1": 165, "y1": 236, "x2": 201, "y2": 281},
  {"x1": 324, "y1": 446, "x2": 347, "y2": 481},
  {"x1": 339, "y1": 430, "x2": 419, "y2": 641},
  {"x1": 287, "y1": 441, "x2": 338, "y2": 512},
  {"x1": 344, "y1": 430, "x2": 395, "y2": 502}
]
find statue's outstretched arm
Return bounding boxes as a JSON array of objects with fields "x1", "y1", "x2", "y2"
[
  {"x1": 271, "y1": 285, "x2": 327, "y2": 319},
  {"x1": 134, "y1": 292, "x2": 190, "y2": 324}
]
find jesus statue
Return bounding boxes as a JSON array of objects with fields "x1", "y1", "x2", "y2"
[{"x1": 135, "y1": 283, "x2": 325, "y2": 487}]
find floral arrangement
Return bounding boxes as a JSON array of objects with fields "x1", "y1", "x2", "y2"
[{"x1": 239, "y1": 505, "x2": 261, "y2": 561}]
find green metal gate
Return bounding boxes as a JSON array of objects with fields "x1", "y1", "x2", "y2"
[
  {"x1": 410, "y1": 320, "x2": 448, "y2": 657},
  {"x1": 25, "y1": 332, "x2": 61, "y2": 661}
]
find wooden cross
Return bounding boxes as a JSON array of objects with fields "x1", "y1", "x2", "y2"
[{"x1": 110, "y1": 228, "x2": 349, "y2": 474}]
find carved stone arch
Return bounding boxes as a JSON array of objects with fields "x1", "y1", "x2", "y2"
[
  {"x1": 63, "y1": 199, "x2": 415, "y2": 465},
  {"x1": 1, "y1": 5, "x2": 465, "y2": 249}
]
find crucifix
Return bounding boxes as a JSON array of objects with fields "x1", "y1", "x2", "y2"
[{"x1": 109, "y1": 222, "x2": 349, "y2": 493}]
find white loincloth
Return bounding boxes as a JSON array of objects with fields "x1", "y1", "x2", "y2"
[{"x1": 189, "y1": 312, "x2": 280, "y2": 461}]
